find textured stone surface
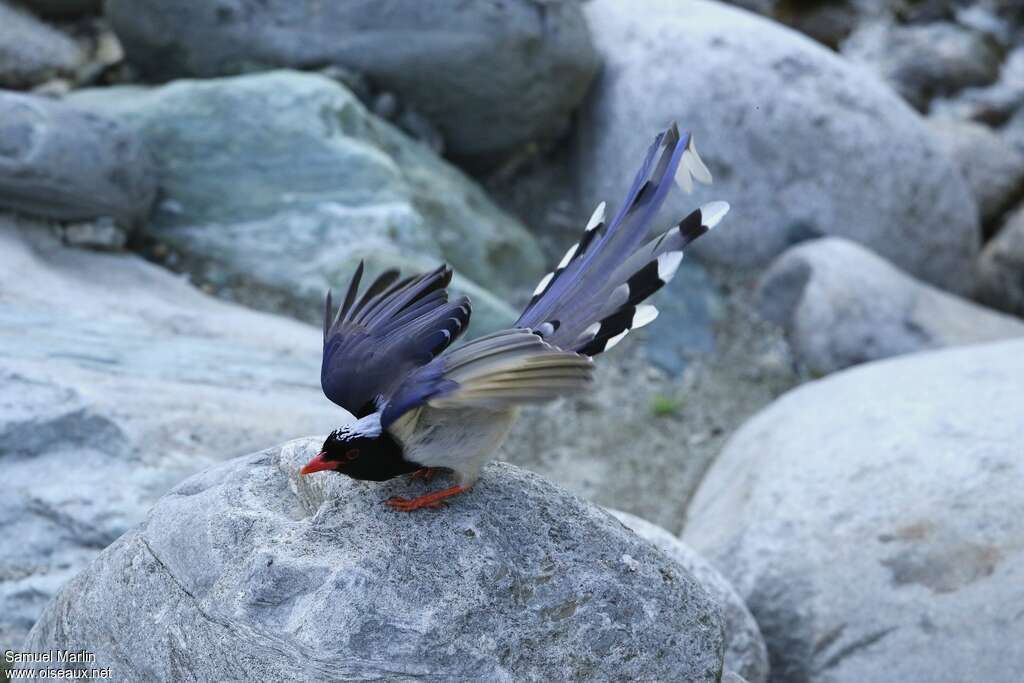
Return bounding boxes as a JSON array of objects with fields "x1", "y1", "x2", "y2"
[
  {"x1": 0, "y1": 215, "x2": 338, "y2": 649},
  {"x1": 69, "y1": 71, "x2": 538, "y2": 332},
  {"x1": 977, "y1": 205, "x2": 1024, "y2": 317},
  {"x1": 26, "y1": 439, "x2": 726, "y2": 681},
  {"x1": 929, "y1": 118, "x2": 1024, "y2": 225},
  {"x1": 104, "y1": 0, "x2": 598, "y2": 161},
  {"x1": 610, "y1": 510, "x2": 769, "y2": 683},
  {"x1": 0, "y1": 1, "x2": 83, "y2": 87},
  {"x1": 842, "y1": 20, "x2": 1001, "y2": 111},
  {"x1": 757, "y1": 238, "x2": 1024, "y2": 374},
  {"x1": 684, "y1": 339, "x2": 1024, "y2": 683},
  {"x1": 0, "y1": 91, "x2": 156, "y2": 227},
  {"x1": 577, "y1": 0, "x2": 979, "y2": 294}
]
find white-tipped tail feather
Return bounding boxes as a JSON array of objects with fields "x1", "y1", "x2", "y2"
[{"x1": 675, "y1": 137, "x2": 713, "y2": 194}]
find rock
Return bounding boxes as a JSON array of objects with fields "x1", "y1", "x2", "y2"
[
  {"x1": 502, "y1": 282, "x2": 799, "y2": 533},
  {"x1": 68, "y1": 71, "x2": 541, "y2": 332},
  {"x1": 0, "y1": 214, "x2": 339, "y2": 648},
  {"x1": 683, "y1": 339, "x2": 1024, "y2": 683},
  {"x1": 610, "y1": 510, "x2": 769, "y2": 683},
  {"x1": 578, "y1": 0, "x2": 980, "y2": 295},
  {"x1": 1007, "y1": 104, "x2": 1024, "y2": 155},
  {"x1": 104, "y1": 0, "x2": 598, "y2": 162},
  {"x1": 56, "y1": 216, "x2": 126, "y2": 250},
  {"x1": 723, "y1": 0, "x2": 863, "y2": 48},
  {"x1": 16, "y1": 0, "x2": 101, "y2": 18},
  {"x1": 0, "y1": 91, "x2": 156, "y2": 228},
  {"x1": 644, "y1": 260, "x2": 721, "y2": 377},
  {"x1": 722, "y1": 674, "x2": 751, "y2": 683},
  {"x1": 758, "y1": 237, "x2": 1024, "y2": 375},
  {"x1": 0, "y1": 1, "x2": 83, "y2": 88},
  {"x1": 977, "y1": 205, "x2": 1024, "y2": 317},
  {"x1": 26, "y1": 438, "x2": 726, "y2": 681},
  {"x1": 842, "y1": 21, "x2": 1002, "y2": 111},
  {"x1": 933, "y1": 45, "x2": 1024, "y2": 125},
  {"x1": 929, "y1": 118, "x2": 1024, "y2": 226}
]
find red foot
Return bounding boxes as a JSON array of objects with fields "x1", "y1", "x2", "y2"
[
  {"x1": 409, "y1": 467, "x2": 439, "y2": 482},
  {"x1": 385, "y1": 485, "x2": 467, "y2": 512}
]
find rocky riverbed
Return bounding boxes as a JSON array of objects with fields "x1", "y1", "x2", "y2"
[{"x1": 3, "y1": 0, "x2": 1023, "y2": 681}]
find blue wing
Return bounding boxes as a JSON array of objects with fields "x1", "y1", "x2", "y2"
[{"x1": 320, "y1": 262, "x2": 471, "y2": 417}]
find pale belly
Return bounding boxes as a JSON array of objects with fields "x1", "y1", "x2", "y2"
[{"x1": 389, "y1": 406, "x2": 519, "y2": 486}]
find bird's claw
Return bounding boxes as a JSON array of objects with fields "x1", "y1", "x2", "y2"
[
  {"x1": 409, "y1": 468, "x2": 438, "y2": 482},
  {"x1": 385, "y1": 496, "x2": 446, "y2": 512},
  {"x1": 384, "y1": 485, "x2": 467, "y2": 512}
]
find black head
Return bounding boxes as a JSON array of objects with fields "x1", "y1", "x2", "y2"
[{"x1": 299, "y1": 428, "x2": 418, "y2": 482}]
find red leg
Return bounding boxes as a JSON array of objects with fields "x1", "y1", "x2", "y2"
[
  {"x1": 385, "y1": 485, "x2": 467, "y2": 512},
  {"x1": 409, "y1": 467, "x2": 439, "y2": 481}
]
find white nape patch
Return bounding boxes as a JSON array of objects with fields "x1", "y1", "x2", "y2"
[
  {"x1": 657, "y1": 251, "x2": 684, "y2": 281},
  {"x1": 533, "y1": 271, "x2": 554, "y2": 296},
  {"x1": 632, "y1": 305, "x2": 659, "y2": 329},
  {"x1": 701, "y1": 201, "x2": 730, "y2": 229},
  {"x1": 683, "y1": 138, "x2": 713, "y2": 185},
  {"x1": 604, "y1": 329, "x2": 629, "y2": 351},
  {"x1": 585, "y1": 201, "x2": 607, "y2": 232},
  {"x1": 558, "y1": 243, "x2": 578, "y2": 269}
]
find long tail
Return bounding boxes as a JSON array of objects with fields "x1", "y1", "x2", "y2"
[{"x1": 516, "y1": 123, "x2": 728, "y2": 356}]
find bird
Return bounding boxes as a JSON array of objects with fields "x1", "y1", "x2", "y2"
[{"x1": 299, "y1": 123, "x2": 729, "y2": 511}]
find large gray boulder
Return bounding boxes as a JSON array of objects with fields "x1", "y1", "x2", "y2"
[
  {"x1": 0, "y1": 90, "x2": 156, "y2": 228},
  {"x1": 0, "y1": 214, "x2": 338, "y2": 649},
  {"x1": 26, "y1": 438, "x2": 726, "y2": 681},
  {"x1": 683, "y1": 339, "x2": 1024, "y2": 683},
  {"x1": 577, "y1": 0, "x2": 979, "y2": 294},
  {"x1": 977, "y1": 205, "x2": 1024, "y2": 317},
  {"x1": 758, "y1": 237, "x2": 1024, "y2": 374},
  {"x1": 68, "y1": 71, "x2": 539, "y2": 332},
  {"x1": 0, "y1": 1, "x2": 83, "y2": 88},
  {"x1": 104, "y1": 0, "x2": 598, "y2": 162},
  {"x1": 611, "y1": 510, "x2": 769, "y2": 683}
]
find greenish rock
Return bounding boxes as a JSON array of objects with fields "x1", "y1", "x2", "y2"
[{"x1": 68, "y1": 71, "x2": 541, "y2": 334}]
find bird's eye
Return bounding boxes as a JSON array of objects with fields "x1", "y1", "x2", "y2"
[{"x1": 345, "y1": 448, "x2": 360, "y2": 461}]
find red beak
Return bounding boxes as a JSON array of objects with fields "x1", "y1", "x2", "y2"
[{"x1": 300, "y1": 451, "x2": 334, "y2": 476}]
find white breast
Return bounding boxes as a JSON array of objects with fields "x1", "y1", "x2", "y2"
[{"x1": 389, "y1": 406, "x2": 518, "y2": 486}]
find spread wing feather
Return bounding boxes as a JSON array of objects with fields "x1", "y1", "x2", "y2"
[
  {"x1": 380, "y1": 122, "x2": 726, "y2": 427},
  {"x1": 381, "y1": 329, "x2": 593, "y2": 426},
  {"x1": 321, "y1": 262, "x2": 470, "y2": 418}
]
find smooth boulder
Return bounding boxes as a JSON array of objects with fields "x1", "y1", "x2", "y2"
[
  {"x1": 0, "y1": 91, "x2": 156, "y2": 228},
  {"x1": 577, "y1": 0, "x2": 979, "y2": 294},
  {"x1": 684, "y1": 339, "x2": 1024, "y2": 683},
  {"x1": 104, "y1": 0, "x2": 598, "y2": 161},
  {"x1": 0, "y1": 1, "x2": 83, "y2": 88},
  {"x1": 757, "y1": 237, "x2": 1024, "y2": 374},
  {"x1": 68, "y1": 71, "x2": 539, "y2": 331},
  {"x1": 0, "y1": 214, "x2": 338, "y2": 648},
  {"x1": 611, "y1": 510, "x2": 769, "y2": 683},
  {"x1": 26, "y1": 438, "x2": 726, "y2": 681}
]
